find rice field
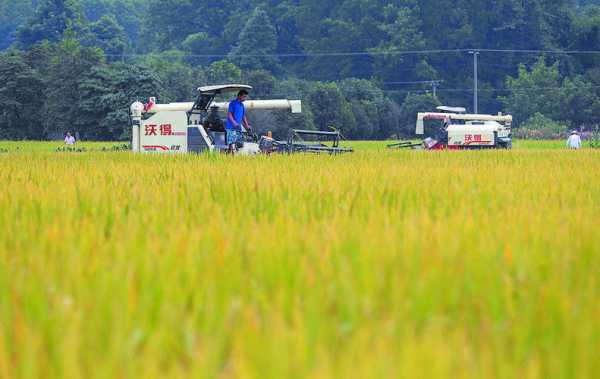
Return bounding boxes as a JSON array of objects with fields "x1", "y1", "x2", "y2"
[{"x1": 1, "y1": 141, "x2": 599, "y2": 378}]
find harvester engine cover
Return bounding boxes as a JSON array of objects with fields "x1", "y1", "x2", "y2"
[{"x1": 447, "y1": 122, "x2": 498, "y2": 148}]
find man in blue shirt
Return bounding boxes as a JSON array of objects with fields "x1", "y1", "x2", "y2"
[{"x1": 226, "y1": 89, "x2": 251, "y2": 153}]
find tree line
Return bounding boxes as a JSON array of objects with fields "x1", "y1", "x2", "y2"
[{"x1": 2, "y1": 0, "x2": 600, "y2": 140}]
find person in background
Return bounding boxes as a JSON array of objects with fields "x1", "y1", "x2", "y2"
[
  {"x1": 226, "y1": 90, "x2": 251, "y2": 154},
  {"x1": 204, "y1": 106, "x2": 225, "y2": 133},
  {"x1": 567, "y1": 130, "x2": 582, "y2": 150},
  {"x1": 64, "y1": 132, "x2": 76, "y2": 145}
]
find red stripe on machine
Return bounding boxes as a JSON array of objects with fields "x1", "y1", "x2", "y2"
[
  {"x1": 464, "y1": 141, "x2": 492, "y2": 145},
  {"x1": 143, "y1": 145, "x2": 169, "y2": 150}
]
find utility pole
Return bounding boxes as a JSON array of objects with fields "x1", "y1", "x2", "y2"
[
  {"x1": 430, "y1": 80, "x2": 443, "y2": 98},
  {"x1": 469, "y1": 50, "x2": 480, "y2": 114}
]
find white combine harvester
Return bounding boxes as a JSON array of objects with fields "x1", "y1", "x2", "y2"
[
  {"x1": 390, "y1": 106, "x2": 513, "y2": 150},
  {"x1": 129, "y1": 84, "x2": 301, "y2": 154}
]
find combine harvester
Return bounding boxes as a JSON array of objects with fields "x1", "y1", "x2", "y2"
[
  {"x1": 129, "y1": 84, "x2": 353, "y2": 155},
  {"x1": 389, "y1": 106, "x2": 513, "y2": 150}
]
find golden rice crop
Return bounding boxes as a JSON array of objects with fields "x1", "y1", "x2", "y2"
[{"x1": 1, "y1": 144, "x2": 599, "y2": 378}]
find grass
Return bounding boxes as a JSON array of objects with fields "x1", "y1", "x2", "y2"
[
  {"x1": 1, "y1": 142, "x2": 599, "y2": 378},
  {"x1": 356, "y1": 139, "x2": 570, "y2": 150},
  {"x1": 0, "y1": 141, "x2": 127, "y2": 152},
  {"x1": 0, "y1": 139, "x2": 577, "y2": 152}
]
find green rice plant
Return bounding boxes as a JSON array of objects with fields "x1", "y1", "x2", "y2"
[{"x1": 589, "y1": 132, "x2": 600, "y2": 149}]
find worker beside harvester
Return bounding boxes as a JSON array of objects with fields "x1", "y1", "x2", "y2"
[
  {"x1": 567, "y1": 130, "x2": 582, "y2": 150},
  {"x1": 64, "y1": 132, "x2": 75, "y2": 145},
  {"x1": 226, "y1": 90, "x2": 252, "y2": 153}
]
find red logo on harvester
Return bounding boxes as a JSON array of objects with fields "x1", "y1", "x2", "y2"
[
  {"x1": 145, "y1": 124, "x2": 157, "y2": 136},
  {"x1": 160, "y1": 124, "x2": 173, "y2": 136},
  {"x1": 464, "y1": 134, "x2": 490, "y2": 145}
]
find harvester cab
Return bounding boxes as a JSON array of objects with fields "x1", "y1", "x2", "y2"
[
  {"x1": 190, "y1": 85, "x2": 253, "y2": 152},
  {"x1": 388, "y1": 107, "x2": 513, "y2": 150},
  {"x1": 129, "y1": 84, "x2": 302, "y2": 154}
]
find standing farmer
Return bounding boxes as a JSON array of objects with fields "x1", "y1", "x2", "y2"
[
  {"x1": 64, "y1": 132, "x2": 76, "y2": 145},
  {"x1": 567, "y1": 130, "x2": 582, "y2": 150},
  {"x1": 226, "y1": 90, "x2": 252, "y2": 154}
]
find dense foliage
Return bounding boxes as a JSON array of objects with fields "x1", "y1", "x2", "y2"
[{"x1": 2, "y1": 0, "x2": 600, "y2": 139}]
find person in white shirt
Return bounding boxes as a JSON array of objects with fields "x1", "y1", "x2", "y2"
[
  {"x1": 64, "y1": 132, "x2": 76, "y2": 145},
  {"x1": 566, "y1": 130, "x2": 582, "y2": 150}
]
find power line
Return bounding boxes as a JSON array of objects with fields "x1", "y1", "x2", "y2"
[
  {"x1": 382, "y1": 80, "x2": 444, "y2": 85},
  {"x1": 476, "y1": 48, "x2": 600, "y2": 55},
  {"x1": 105, "y1": 48, "x2": 600, "y2": 59},
  {"x1": 382, "y1": 85, "x2": 600, "y2": 94},
  {"x1": 267, "y1": 85, "x2": 600, "y2": 98},
  {"x1": 105, "y1": 49, "x2": 467, "y2": 58}
]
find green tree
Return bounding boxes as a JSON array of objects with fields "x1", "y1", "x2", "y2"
[
  {"x1": 499, "y1": 57, "x2": 600, "y2": 127},
  {"x1": 43, "y1": 34, "x2": 104, "y2": 137},
  {"x1": 78, "y1": 62, "x2": 164, "y2": 140},
  {"x1": 16, "y1": 0, "x2": 83, "y2": 48},
  {"x1": 293, "y1": 0, "x2": 388, "y2": 79},
  {"x1": 142, "y1": 50, "x2": 196, "y2": 102},
  {"x1": 245, "y1": 69, "x2": 276, "y2": 98},
  {"x1": 23, "y1": 41, "x2": 55, "y2": 77},
  {"x1": 269, "y1": 78, "x2": 315, "y2": 138},
  {"x1": 142, "y1": 0, "x2": 238, "y2": 52},
  {"x1": 182, "y1": 32, "x2": 215, "y2": 55},
  {"x1": 269, "y1": 1, "x2": 303, "y2": 55},
  {"x1": 559, "y1": 75, "x2": 600, "y2": 128},
  {"x1": 81, "y1": 0, "x2": 145, "y2": 46},
  {"x1": 569, "y1": 5, "x2": 600, "y2": 76},
  {"x1": 338, "y1": 79, "x2": 400, "y2": 139},
  {"x1": 0, "y1": 50, "x2": 45, "y2": 139},
  {"x1": 307, "y1": 82, "x2": 356, "y2": 136},
  {"x1": 371, "y1": 3, "x2": 428, "y2": 82},
  {"x1": 230, "y1": 7, "x2": 280, "y2": 71},
  {"x1": 205, "y1": 60, "x2": 242, "y2": 85},
  {"x1": 500, "y1": 58, "x2": 564, "y2": 125},
  {"x1": 398, "y1": 93, "x2": 441, "y2": 137},
  {"x1": 519, "y1": 112, "x2": 568, "y2": 139},
  {"x1": 83, "y1": 15, "x2": 127, "y2": 59},
  {"x1": 0, "y1": 0, "x2": 34, "y2": 49},
  {"x1": 301, "y1": 19, "x2": 371, "y2": 79}
]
